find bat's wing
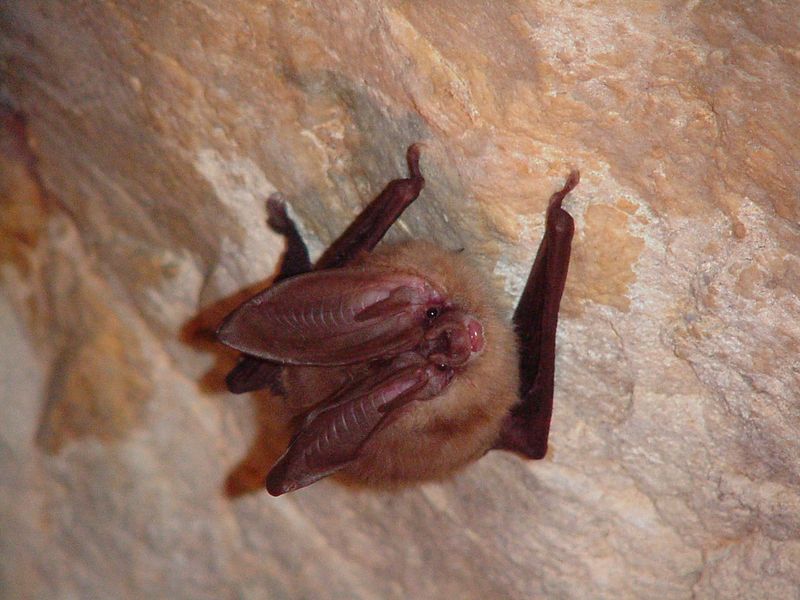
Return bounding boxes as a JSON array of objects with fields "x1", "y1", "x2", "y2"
[
  {"x1": 315, "y1": 144, "x2": 424, "y2": 270},
  {"x1": 266, "y1": 355, "x2": 440, "y2": 495},
  {"x1": 217, "y1": 269, "x2": 444, "y2": 365},
  {"x1": 495, "y1": 171, "x2": 578, "y2": 459},
  {"x1": 225, "y1": 357, "x2": 284, "y2": 395}
]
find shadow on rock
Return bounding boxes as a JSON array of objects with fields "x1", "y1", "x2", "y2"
[{"x1": 181, "y1": 275, "x2": 292, "y2": 499}]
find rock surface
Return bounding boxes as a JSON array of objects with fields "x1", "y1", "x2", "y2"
[{"x1": 1, "y1": 1, "x2": 799, "y2": 598}]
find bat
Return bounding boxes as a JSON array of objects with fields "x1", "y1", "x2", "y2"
[{"x1": 217, "y1": 145, "x2": 578, "y2": 496}]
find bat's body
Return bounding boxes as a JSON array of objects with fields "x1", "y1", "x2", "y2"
[
  {"x1": 218, "y1": 145, "x2": 578, "y2": 496},
  {"x1": 280, "y1": 242, "x2": 520, "y2": 486}
]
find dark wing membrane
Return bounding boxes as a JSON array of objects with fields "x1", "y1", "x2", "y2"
[
  {"x1": 225, "y1": 355, "x2": 285, "y2": 395},
  {"x1": 266, "y1": 355, "x2": 437, "y2": 495},
  {"x1": 217, "y1": 269, "x2": 443, "y2": 366},
  {"x1": 315, "y1": 144, "x2": 424, "y2": 270},
  {"x1": 496, "y1": 171, "x2": 578, "y2": 459}
]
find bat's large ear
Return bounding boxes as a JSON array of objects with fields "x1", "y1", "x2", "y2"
[
  {"x1": 266, "y1": 354, "x2": 443, "y2": 495},
  {"x1": 217, "y1": 269, "x2": 443, "y2": 365}
]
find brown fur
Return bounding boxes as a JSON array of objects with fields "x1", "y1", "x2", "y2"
[{"x1": 282, "y1": 241, "x2": 520, "y2": 485}]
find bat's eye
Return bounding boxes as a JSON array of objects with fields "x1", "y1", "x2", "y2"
[
  {"x1": 426, "y1": 307, "x2": 440, "y2": 319},
  {"x1": 436, "y1": 363, "x2": 448, "y2": 371}
]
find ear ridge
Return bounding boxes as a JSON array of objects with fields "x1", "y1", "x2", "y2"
[{"x1": 217, "y1": 269, "x2": 442, "y2": 366}]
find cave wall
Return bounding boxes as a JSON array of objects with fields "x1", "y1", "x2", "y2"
[{"x1": 1, "y1": 2, "x2": 799, "y2": 598}]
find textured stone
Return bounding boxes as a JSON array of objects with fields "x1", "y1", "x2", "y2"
[{"x1": 1, "y1": 1, "x2": 799, "y2": 599}]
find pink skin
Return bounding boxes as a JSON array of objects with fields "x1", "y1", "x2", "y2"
[
  {"x1": 420, "y1": 310, "x2": 485, "y2": 369},
  {"x1": 466, "y1": 318, "x2": 485, "y2": 353},
  {"x1": 218, "y1": 271, "x2": 447, "y2": 366}
]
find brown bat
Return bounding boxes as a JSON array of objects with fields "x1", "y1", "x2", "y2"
[{"x1": 218, "y1": 145, "x2": 578, "y2": 496}]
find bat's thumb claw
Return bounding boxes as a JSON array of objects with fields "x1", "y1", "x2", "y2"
[
  {"x1": 406, "y1": 144, "x2": 424, "y2": 180},
  {"x1": 548, "y1": 170, "x2": 580, "y2": 210},
  {"x1": 565, "y1": 170, "x2": 580, "y2": 191}
]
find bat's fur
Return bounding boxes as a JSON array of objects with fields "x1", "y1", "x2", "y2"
[
  {"x1": 282, "y1": 240, "x2": 520, "y2": 485},
  {"x1": 219, "y1": 144, "x2": 576, "y2": 495}
]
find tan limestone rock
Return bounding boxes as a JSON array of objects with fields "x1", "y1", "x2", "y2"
[{"x1": 1, "y1": 2, "x2": 798, "y2": 598}]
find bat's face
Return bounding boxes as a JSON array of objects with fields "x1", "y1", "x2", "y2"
[{"x1": 420, "y1": 308, "x2": 486, "y2": 369}]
